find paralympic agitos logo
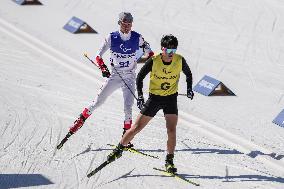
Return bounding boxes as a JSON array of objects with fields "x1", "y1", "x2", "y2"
[{"x1": 120, "y1": 44, "x2": 132, "y2": 52}]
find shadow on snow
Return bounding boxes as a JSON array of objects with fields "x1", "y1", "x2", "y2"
[
  {"x1": 73, "y1": 145, "x2": 284, "y2": 161},
  {"x1": 0, "y1": 174, "x2": 53, "y2": 189},
  {"x1": 105, "y1": 171, "x2": 284, "y2": 184}
]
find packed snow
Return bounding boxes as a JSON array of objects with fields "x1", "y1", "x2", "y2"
[{"x1": 0, "y1": 0, "x2": 283, "y2": 188}]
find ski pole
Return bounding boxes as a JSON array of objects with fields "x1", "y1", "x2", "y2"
[
  {"x1": 83, "y1": 53, "x2": 99, "y2": 68},
  {"x1": 179, "y1": 93, "x2": 194, "y2": 100},
  {"x1": 110, "y1": 65, "x2": 148, "y2": 109},
  {"x1": 110, "y1": 63, "x2": 139, "y2": 101},
  {"x1": 111, "y1": 65, "x2": 149, "y2": 109},
  {"x1": 83, "y1": 53, "x2": 139, "y2": 101}
]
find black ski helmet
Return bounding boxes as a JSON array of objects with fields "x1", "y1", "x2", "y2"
[{"x1": 161, "y1": 34, "x2": 178, "y2": 49}]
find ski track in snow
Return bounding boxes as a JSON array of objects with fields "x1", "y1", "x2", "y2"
[
  {"x1": 179, "y1": 110, "x2": 284, "y2": 173},
  {"x1": 0, "y1": 17, "x2": 102, "y2": 86}
]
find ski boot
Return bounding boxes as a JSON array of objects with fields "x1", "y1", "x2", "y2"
[
  {"x1": 107, "y1": 143, "x2": 124, "y2": 162},
  {"x1": 57, "y1": 108, "x2": 90, "y2": 149},
  {"x1": 165, "y1": 154, "x2": 177, "y2": 174}
]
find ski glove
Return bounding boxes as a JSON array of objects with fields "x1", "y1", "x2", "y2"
[
  {"x1": 137, "y1": 95, "x2": 145, "y2": 110},
  {"x1": 146, "y1": 51, "x2": 154, "y2": 59},
  {"x1": 187, "y1": 89, "x2": 194, "y2": 100},
  {"x1": 96, "y1": 56, "x2": 111, "y2": 78}
]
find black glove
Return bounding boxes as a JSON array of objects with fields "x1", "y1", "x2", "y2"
[
  {"x1": 137, "y1": 95, "x2": 145, "y2": 110},
  {"x1": 100, "y1": 64, "x2": 111, "y2": 78},
  {"x1": 187, "y1": 89, "x2": 194, "y2": 100}
]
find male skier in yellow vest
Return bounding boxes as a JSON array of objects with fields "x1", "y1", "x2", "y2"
[{"x1": 107, "y1": 34, "x2": 194, "y2": 173}]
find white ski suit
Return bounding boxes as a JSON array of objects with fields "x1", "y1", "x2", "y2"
[{"x1": 86, "y1": 30, "x2": 152, "y2": 122}]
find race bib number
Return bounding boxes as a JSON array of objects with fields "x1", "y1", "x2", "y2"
[{"x1": 119, "y1": 61, "x2": 130, "y2": 68}]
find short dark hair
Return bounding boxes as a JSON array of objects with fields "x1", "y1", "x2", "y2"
[
  {"x1": 118, "y1": 12, "x2": 133, "y2": 24},
  {"x1": 161, "y1": 34, "x2": 178, "y2": 49}
]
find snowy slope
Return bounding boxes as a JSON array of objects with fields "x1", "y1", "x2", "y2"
[{"x1": 0, "y1": 0, "x2": 284, "y2": 188}]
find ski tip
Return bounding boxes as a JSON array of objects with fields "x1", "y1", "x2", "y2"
[
  {"x1": 153, "y1": 167, "x2": 200, "y2": 186},
  {"x1": 83, "y1": 53, "x2": 88, "y2": 57},
  {"x1": 87, "y1": 173, "x2": 92, "y2": 178}
]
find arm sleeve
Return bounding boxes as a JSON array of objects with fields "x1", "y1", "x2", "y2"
[
  {"x1": 96, "y1": 34, "x2": 111, "y2": 58},
  {"x1": 182, "y1": 57, "x2": 193, "y2": 90},
  {"x1": 136, "y1": 58, "x2": 153, "y2": 96}
]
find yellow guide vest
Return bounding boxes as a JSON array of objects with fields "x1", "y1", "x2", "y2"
[{"x1": 149, "y1": 54, "x2": 183, "y2": 96}]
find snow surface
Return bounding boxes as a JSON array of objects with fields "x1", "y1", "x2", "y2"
[{"x1": 0, "y1": 0, "x2": 284, "y2": 188}]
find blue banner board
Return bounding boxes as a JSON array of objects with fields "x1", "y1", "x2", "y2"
[
  {"x1": 273, "y1": 109, "x2": 284, "y2": 127},
  {"x1": 63, "y1": 16, "x2": 85, "y2": 33},
  {"x1": 193, "y1": 75, "x2": 235, "y2": 96},
  {"x1": 12, "y1": 0, "x2": 26, "y2": 4},
  {"x1": 193, "y1": 75, "x2": 221, "y2": 96},
  {"x1": 12, "y1": 0, "x2": 42, "y2": 5},
  {"x1": 63, "y1": 16, "x2": 97, "y2": 34}
]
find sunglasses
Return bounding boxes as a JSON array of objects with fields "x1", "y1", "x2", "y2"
[
  {"x1": 120, "y1": 21, "x2": 132, "y2": 26},
  {"x1": 164, "y1": 48, "x2": 177, "y2": 54}
]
